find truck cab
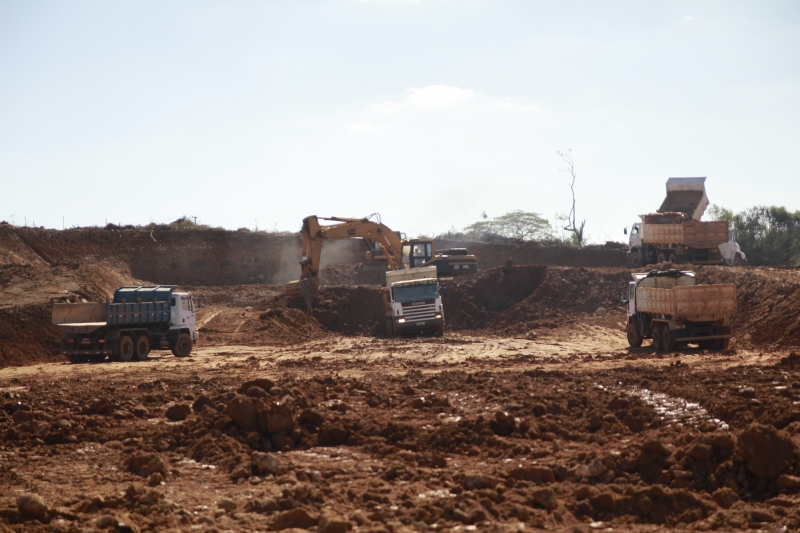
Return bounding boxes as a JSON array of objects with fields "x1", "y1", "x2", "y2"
[
  {"x1": 626, "y1": 223, "x2": 643, "y2": 266},
  {"x1": 170, "y1": 292, "x2": 198, "y2": 342}
]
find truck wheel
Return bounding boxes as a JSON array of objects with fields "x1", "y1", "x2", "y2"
[
  {"x1": 117, "y1": 335, "x2": 134, "y2": 362},
  {"x1": 652, "y1": 325, "x2": 662, "y2": 351},
  {"x1": 733, "y1": 256, "x2": 743, "y2": 267},
  {"x1": 668, "y1": 252, "x2": 678, "y2": 264},
  {"x1": 661, "y1": 326, "x2": 675, "y2": 351},
  {"x1": 715, "y1": 339, "x2": 730, "y2": 350},
  {"x1": 630, "y1": 253, "x2": 642, "y2": 268},
  {"x1": 135, "y1": 336, "x2": 150, "y2": 361},
  {"x1": 385, "y1": 318, "x2": 394, "y2": 338},
  {"x1": 626, "y1": 323, "x2": 643, "y2": 347},
  {"x1": 657, "y1": 252, "x2": 667, "y2": 264},
  {"x1": 435, "y1": 325, "x2": 444, "y2": 337},
  {"x1": 172, "y1": 333, "x2": 192, "y2": 357}
]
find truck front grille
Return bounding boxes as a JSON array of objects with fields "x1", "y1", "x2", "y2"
[{"x1": 402, "y1": 304, "x2": 437, "y2": 321}]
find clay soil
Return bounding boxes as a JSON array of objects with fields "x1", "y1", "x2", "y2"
[{"x1": 3, "y1": 226, "x2": 800, "y2": 532}]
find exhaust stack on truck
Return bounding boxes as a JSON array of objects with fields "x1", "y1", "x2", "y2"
[
  {"x1": 52, "y1": 285, "x2": 198, "y2": 363},
  {"x1": 626, "y1": 177, "x2": 746, "y2": 267}
]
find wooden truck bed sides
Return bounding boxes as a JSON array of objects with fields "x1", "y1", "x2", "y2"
[
  {"x1": 637, "y1": 283, "x2": 737, "y2": 321},
  {"x1": 641, "y1": 220, "x2": 729, "y2": 247}
]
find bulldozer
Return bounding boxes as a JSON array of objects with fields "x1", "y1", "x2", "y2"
[{"x1": 285, "y1": 214, "x2": 477, "y2": 308}]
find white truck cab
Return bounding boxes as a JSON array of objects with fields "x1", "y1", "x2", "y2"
[{"x1": 170, "y1": 292, "x2": 199, "y2": 342}]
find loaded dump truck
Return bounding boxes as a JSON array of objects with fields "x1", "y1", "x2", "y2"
[
  {"x1": 624, "y1": 270, "x2": 736, "y2": 351},
  {"x1": 626, "y1": 177, "x2": 746, "y2": 267},
  {"x1": 52, "y1": 285, "x2": 198, "y2": 363},
  {"x1": 383, "y1": 266, "x2": 445, "y2": 337}
]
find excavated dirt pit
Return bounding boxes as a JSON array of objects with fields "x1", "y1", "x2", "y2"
[{"x1": 3, "y1": 226, "x2": 800, "y2": 531}]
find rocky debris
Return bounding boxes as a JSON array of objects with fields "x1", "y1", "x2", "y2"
[
  {"x1": 531, "y1": 488, "x2": 558, "y2": 510},
  {"x1": 252, "y1": 451, "x2": 284, "y2": 476},
  {"x1": 271, "y1": 507, "x2": 319, "y2": 530},
  {"x1": 192, "y1": 395, "x2": 214, "y2": 412},
  {"x1": 318, "y1": 512, "x2": 353, "y2": 533},
  {"x1": 165, "y1": 403, "x2": 191, "y2": 421},
  {"x1": 125, "y1": 452, "x2": 168, "y2": 477},
  {"x1": 17, "y1": 494, "x2": 48, "y2": 521},
  {"x1": 712, "y1": 488, "x2": 740, "y2": 509},
  {"x1": 737, "y1": 423, "x2": 796, "y2": 479}
]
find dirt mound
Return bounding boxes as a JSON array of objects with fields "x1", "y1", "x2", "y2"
[
  {"x1": 436, "y1": 238, "x2": 627, "y2": 268},
  {"x1": 696, "y1": 266, "x2": 800, "y2": 350},
  {"x1": 443, "y1": 265, "x2": 630, "y2": 333},
  {"x1": 319, "y1": 264, "x2": 385, "y2": 286},
  {"x1": 0, "y1": 304, "x2": 63, "y2": 368},
  {"x1": 312, "y1": 285, "x2": 385, "y2": 336},
  {"x1": 198, "y1": 306, "x2": 330, "y2": 347}
]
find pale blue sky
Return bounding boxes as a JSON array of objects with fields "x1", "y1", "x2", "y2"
[{"x1": 2, "y1": 1, "x2": 799, "y2": 242}]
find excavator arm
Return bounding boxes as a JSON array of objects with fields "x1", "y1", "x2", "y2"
[{"x1": 300, "y1": 216, "x2": 404, "y2": 280}]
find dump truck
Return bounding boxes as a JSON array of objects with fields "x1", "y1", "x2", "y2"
[
  {"x1": 626, "y1": 177, "x2": 746, "y2": 267},
  {"x1": 624, "y1": 269, "x2": 736, "y2": 351},
  {"x1": 52, "y1": 285, "x2": 198, "y2": 363},
  {"x1": 383, "y1": 266, "x2": 445, "y2": 337}
]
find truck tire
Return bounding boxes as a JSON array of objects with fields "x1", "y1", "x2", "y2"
[
  {"x1": 435, "y1": 324, "x2": 444, "y2": 337},
  {"x1": 715, "y1": 339, "x2": 730, "y2": 350},
  {"x1": 661, "y1": 326, "x2": 675, "y2": 351},
  {"x1": 657, "y1": 252, "x2": 667, "y2": 264},
  {"x1": 630, "y1": 254, "x2": 642, "y2": 268},
  {"x1": 652, "y1": 325, "x2": 663, "y2": 351},
  {"x1": 134, "y1": 336, "x2": 150, "y2": 361},
  {"x1": 626, "y1": 323, "x2": 643, "y2": 347},
  {"x1": 733, "y1": 255, "x2": 743, "y2": 267},
  {"x1": 668, "y1": 252, "x2": 678, "y2": 264},
  {"x1": 385, "y1": 318, "x2": 395, "y2": 338},
  {"x1": 172, "y1": 333, "x2": 192, "y2": 357},
  {"x1": 117, "y1": 335, "x2": 134, "y2": 362}
]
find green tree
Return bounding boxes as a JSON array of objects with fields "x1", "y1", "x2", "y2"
[
  {"x1": 461, "y1": 210, "x2": 554, "y2": 241},
  {"x1": 709, "y1": 204, "x2": 800, "y2": 266}
]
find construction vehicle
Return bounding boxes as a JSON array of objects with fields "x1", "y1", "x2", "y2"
[
  {"x1": 287, "y1": 214, "x2": 477, "y2": 308},
  {"x1": 51, "y1": 285, "x2": 198, "y2": 363},
  {"x1": 384, "y1": 266, "x2": 445, "y2": 337},
  {"x1": 625, "y1": 177, "x2": 746, "y2": 267},
  {"x1": 623, "y1": 269, "x2": 736, "y2": 351}
]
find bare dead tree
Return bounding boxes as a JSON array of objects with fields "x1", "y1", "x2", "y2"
[{"x1": 557, "y1": 149, "x2": 585, "y2": 246}]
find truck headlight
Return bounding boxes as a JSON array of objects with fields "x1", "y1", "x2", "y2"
[
  {"x1": 398, "y1": 318, "x2": 406, "y2": 324},
  {"x1": 435, "y1": 314, "x2": 442, "y2": 319}
]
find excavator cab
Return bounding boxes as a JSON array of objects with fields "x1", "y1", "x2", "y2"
[{"x1": 401, "y1": 241, "x2": 433, "y2": 268}]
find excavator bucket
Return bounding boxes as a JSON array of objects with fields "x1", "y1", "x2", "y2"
[{"x1": 283, "y1": 278, "x2": 318, "y2": 311}]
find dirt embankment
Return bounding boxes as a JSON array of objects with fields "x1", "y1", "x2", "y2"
[
  {"x1": 0, "y1": 225, "x2": 365, "y2": 286},
  {"x1": 436, "y1": 239, "x2": 628, "y2": 269}
]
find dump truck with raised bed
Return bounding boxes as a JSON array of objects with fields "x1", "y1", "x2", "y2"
[
  {"x1": 624, "y1": 270, "x2": 736, "y2": 351},
  {"x1": 52, "y1": 285, "x2": 198, "y2": 363},
  {"x1": 383, "y1": 266, "x2": 445, "y2": 337},
  {"x1": 626, "y1": 177, "x2": 746, "y2": 267}
]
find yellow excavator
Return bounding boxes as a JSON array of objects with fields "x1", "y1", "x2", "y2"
[{"x1": 286, "y1": 214, "x2": 477, "y2": 307}]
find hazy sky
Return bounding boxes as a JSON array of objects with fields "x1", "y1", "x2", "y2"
[{"x1": 2, "y1": 1, "x2": 799, "y2": 243}]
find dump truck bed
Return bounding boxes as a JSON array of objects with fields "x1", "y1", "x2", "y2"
[
  {"x1": 636, "y1": 283, "x2": 737, "y2": 321},
  {"x1": 52, "y1": 301, "x2": 172, "y2": 332},
  {"x1": 641, "y1": 219, "x2": 729, "y2": 248}
]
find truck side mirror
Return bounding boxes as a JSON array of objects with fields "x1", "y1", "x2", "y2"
[
  {"x1": 620, "y1": 291, "x2": 628, "y2": 305},
  {"x1": 385, "y1": 290, "x2": 391, "y2": 302},
  {"x1": 624, "y1": 227, "x2": 628, "y2": 235}
]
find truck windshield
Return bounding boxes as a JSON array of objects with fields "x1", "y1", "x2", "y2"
[{"x1": 394, "y1": 283, "x2": 439, "y2": 302}]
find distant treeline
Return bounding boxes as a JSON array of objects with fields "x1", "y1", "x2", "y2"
[{"x1": 710, "y1": 205, "x2": 800, "y2": 266}]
